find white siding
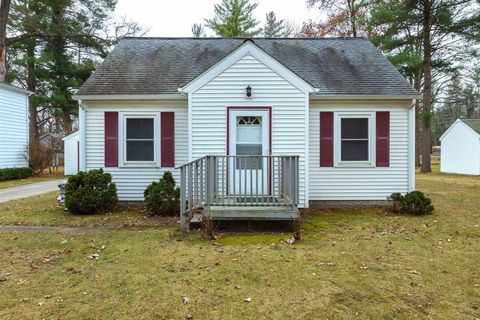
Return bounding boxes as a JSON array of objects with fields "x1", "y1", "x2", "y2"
[
  {"x1": 63, "y1": 132, "x2": 79, "y2": 175},
  {"x1": 309, "y1": 102, "x2": 412, "y2": 200},
  {"x1": 0, "y1": 88, "x2": 29, "y2": 168},
  {"x1": 440, "y1": 122, "x2": 480, "y2": 175},
  {"x1": 191, "y1": 55, "x2": 308, "y2": 207},
  {"x1": 82, "y1": 101, "x2": 188, "y2": 201}
]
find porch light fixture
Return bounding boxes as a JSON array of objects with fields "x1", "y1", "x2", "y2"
[{"x1": 245, "y1": 85, "x2": 252, "y2": 98}]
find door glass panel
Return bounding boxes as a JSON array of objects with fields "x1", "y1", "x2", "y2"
[
  {"x1": 237, "y1": 126, "x2": 262, "y2": 143},
  {"x1": 236, "y1": 144, "x2": 262, "y2": 169}
]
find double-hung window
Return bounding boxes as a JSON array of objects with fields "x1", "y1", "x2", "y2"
[
  {"x1": 335, "y1": 113, "x2": 374, "y2": 166},
  {"x1": 122, "y1": 114, "x2": 158, "y2": 165}
]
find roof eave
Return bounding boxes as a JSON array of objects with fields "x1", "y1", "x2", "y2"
[
  {"x1": 311, "y1": 94, "x2": 422, "y2": 100},
  {"x1": 72, "y1": 93, "x2": 187, "y2": 101}
]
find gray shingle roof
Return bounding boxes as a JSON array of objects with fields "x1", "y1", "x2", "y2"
[
  {"x1": 77, "y1": 37, "x2": 418, "y2": 96},
  {"x1": 461, "y1": 119, "x2": 480, "y2": 135}
]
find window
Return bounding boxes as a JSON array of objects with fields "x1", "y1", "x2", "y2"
[
  {"x1": 334, "y1": 112, "x2": 375, "y2": 166},
  {"x1": 125, "y1": 118, "x2": 154, "y2": 162},
  {"x1": 340, "y1": 118, "x2": 369, "y2": 161}
]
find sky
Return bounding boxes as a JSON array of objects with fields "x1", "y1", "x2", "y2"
[{"x1": 114, "y1": 0, "x2": 321, "y2": 37}]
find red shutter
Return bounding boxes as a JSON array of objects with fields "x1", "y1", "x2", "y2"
[
  {"x1": 320, "y1": 112, "x2": 334, "y2": 167},
  {"x1": 376, "y1": 111, "x2": 390, "y2": 167},
  {"x1": 104, "y1": 112, "x2": 118, "y2": 167},
  {"x1": 161, "y1": 112, "x2": 175, "y2": 167}
]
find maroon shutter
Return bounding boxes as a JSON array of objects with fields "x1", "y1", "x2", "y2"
[
  {"x1": 376, "y1": 111, "x2": 390, "y2": 167},
  {"x1": 104, "y1": 112, "x2": 118, "y2": 167},
  {"x1": 320, "y1": 112, "x2": 334, "y2": 167},
  {"x1": 161, "y1": 112, "x2": 175, "y2": 167}
]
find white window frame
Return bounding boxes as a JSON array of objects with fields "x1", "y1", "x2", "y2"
[
  {"x1": 334, "y1": 112, "x2": 376, "y2": 167},
  {"x1": 119, "y1": 112, "x2": 160, "y2": 167}
]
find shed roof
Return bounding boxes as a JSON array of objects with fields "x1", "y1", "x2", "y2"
[
  {"x1": 0, "y1": 82, "x2": 32, "y2": 95},
  {"x1": 77, "y1": 37, "x2": 418, "y2": 97},
  {"x1": 460, "y1": 119, "x2": 480, "y2": 135}
]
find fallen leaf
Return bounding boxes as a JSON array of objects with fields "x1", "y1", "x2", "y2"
[
  {"x1": 66, "y1": 267, "x2": 81, "y2": 274},
  {"x1": 87, "y1": 253, "x2": 100, "y2": 260},
  {"x1": 244, "y1": 297, "x2": 252, "y2": 303}
]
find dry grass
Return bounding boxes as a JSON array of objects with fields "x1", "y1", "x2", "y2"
[{"x1": 0, "y1": 165, "x2": 479, "y2": 319}]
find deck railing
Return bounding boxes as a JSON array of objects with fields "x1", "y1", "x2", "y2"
[{"x1": 176, "y1": 155, "x2": 300, "y2": 230}]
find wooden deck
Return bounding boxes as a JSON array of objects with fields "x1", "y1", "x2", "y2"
[{"x1": 177, "y1": 155, "x2": 300, "y2": 231}]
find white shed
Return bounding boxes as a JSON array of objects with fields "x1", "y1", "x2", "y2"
[
  {"x1": 62, "y1": 131, "x2": 80, "y2": 175},
  {"x1": 0, "y1": 83, "x2": 31, "y2": 168},
  {"x1": 440, "y1": 119, "x2": 480, "y2": 175}
]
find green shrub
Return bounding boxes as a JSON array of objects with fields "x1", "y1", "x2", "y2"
[
  {"x1": 65, "y1": 169, "x2": 118, "y2": 214},
  {"x1": 144, "y1": 171, "x2": 180, "y2": 216},
  {"x1": 388, "y1": 191, "x2": 434, "y2": 215},
  {"x1": 0, "y1": 167, "x2": 33, "y2": 181}
]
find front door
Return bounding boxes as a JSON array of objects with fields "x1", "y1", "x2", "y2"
[{"x1": 228, "y1": 109, "x2": 270, "y2": 196}]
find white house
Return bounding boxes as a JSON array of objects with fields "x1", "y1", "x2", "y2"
[
  {"x1": 73, "y1": 38, "x2": 419, "y2": 226},
  {"x1": 0, "y1": 82, "x2": 31, "y2": 169},
  {"x1": 440, "y1": 118, "x2": 480, "y2": 175},
  {"x1": 63, "y1": 131, "x2": 80, "y2": 175}
]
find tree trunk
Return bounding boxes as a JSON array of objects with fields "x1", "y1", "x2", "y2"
[
  {"x1": 63, "y1": 110, "x2": 72, "y2": 134},
  {"x1": 414, "y1": 73, "x2": 421, "y2": 167},
  {"x1": 0, "y1": 0, "x2": 11, "y2": 82},
  {"x1": 26, "y1": 40, "x2": 38, "y2": 140},
  {"x1": 348, "y1": 0, "x2": 357, "y2": 37},
  {"x1": 421, "y1": 0, "x2": 432, "y2": 173}
]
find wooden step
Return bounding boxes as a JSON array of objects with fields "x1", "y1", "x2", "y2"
[{"x1": 202, "y1": 206, "x2": 298, "y2": 220}]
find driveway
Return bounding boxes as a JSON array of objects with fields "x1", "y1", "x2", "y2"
[{"x1": 0, "y1": 180, "x2": 62, "y2": 203}]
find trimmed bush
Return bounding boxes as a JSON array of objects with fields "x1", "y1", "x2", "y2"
[
  {"x1": 65, "y1": 169, "x2": 118, "y2": 214},
  {"x1": 0, "y1": 167, "x2": 33, "y2": 181},
  {"x1": 388, "y1": 191, "x2": 434, "y2": 215},
  {"x1": 144, "y1": 171, "x2": 180, "y2": 216}
]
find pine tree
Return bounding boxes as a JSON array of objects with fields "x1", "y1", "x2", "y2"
[
  {"x1": 366, "y1": 0, "x2": 480, "y2": 172},
  {"x1": 205, "y1": 0, "x2": 261, "y2": 37},
  {"x1": 263, "y1": 11, "x2": 284, "y2": 37},
  {"x1": 191, "y1": 23, "x2": 205, "y2": 37}
]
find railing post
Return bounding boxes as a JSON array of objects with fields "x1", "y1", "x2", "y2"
[
  {"x1": 205, "y1": 156, "x2": 211, "y2": 212},
  {"x1": 180, "y1": 166, "x2": 186, "y2": 231},
  {"x1": 188, "y1": 163, "x2": 193, "y2": 220}
]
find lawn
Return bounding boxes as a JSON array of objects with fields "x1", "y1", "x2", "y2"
[
  {"x1": 0, "y1": 166, "x2": 478, "y2": 319},
  {"x1": 0, "y1": 167, "x2": 65, "y2": 190}
]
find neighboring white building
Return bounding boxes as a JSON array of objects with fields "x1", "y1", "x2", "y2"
[
  {"x1": 440, "y1": 119, "x2": 480, "y2": 175},
  {"x1": 63, "y1": 131, "x2": 80, "y2": 175},
  {"x1": 73, "y1": 38, "x2": 419, "y2": 211},
  {"x1": 0, "y1": 83, "x2": 31, "y2": 169}
]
